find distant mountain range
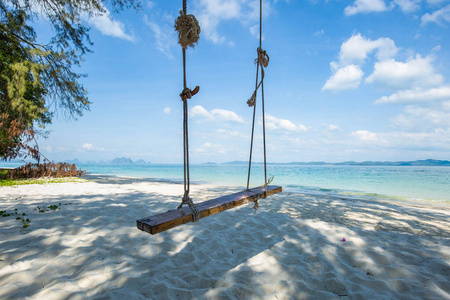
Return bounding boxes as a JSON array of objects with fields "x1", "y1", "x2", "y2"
[{"x1": 63, "y1": 158, "x2": 450, "y2": 167}]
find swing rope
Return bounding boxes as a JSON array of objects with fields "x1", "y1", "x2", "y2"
[
  {"x1": 247, "y1": 0, "x2": 269, "y2": 205},
  {"x1": 175, "y1": 0, "x2": 200, "y2": 222}
]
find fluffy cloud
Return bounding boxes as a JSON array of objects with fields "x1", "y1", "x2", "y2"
[
  {"x1": 89, "y1": 9, "x2": 134, "y2": 41},
  {"x1": 375, "y1": 86, "x2": 450, "y2": 104},
  {"x1": 322, "y1": 65, "x2": 364, "y2": 91},
  {"x1": 351, "y1": 130, "x2": 381, "y2": 142},
  {"x1": 366, "y1": 55, "x2": 443, "y2": 89},
  {"x1": 195, "y1": 0, "x2": 271, "y2": 43},
  {"x1": 211, "y1": 108, "x2": 245, "y2": 123},
  {"x1": 323, "y1": 34, "x2": 398, "y2": 92},
  {"x1": 163, "y1": 107, "x2": 171, "y2": 114},
  {"x1": 190, "y1": 105, "x2": 245, "y2": 123},
  {"x1": 339, "y1": 34, "x2": 398, "y2": 66},
  {"x1": 191, "y1": 105, "x2": 213, "y2": 119},
  {"x1": 323, "y1": 33, "x2": 447, "y2": 100},
  {"x1": 265, "y1": 114, "x2": 308, "y2": 132},
  {"x1": 344, "y1": 0, "x2": 390, "y2": 16},
  {"x1": 421, "y1": 4, "x2": 450, "y2": 26}
]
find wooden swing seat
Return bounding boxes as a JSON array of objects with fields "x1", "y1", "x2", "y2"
[{"x1": 136, "y1": 185, "x2": 282, "y2": 235}]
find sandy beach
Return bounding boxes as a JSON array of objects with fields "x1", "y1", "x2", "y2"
[{"x1": 0, "y1": 175, "x2": 449, "y2": 299}]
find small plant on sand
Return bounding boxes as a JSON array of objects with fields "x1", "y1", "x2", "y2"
[
  {"x1": 16, "y1": 215, "x2": 30, "y2": 228},
  {"x1": 37, "y1": 203, "x2": 70, "y2": 213},
  {"x1": 0, "y1": 210, "x2": 12, "y2": 217},
  {"x1": 1, "y1": 209, "x2": 30, "y2": 228}
]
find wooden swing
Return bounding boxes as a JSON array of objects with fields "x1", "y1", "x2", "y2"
[{"x1": 137, "y1": 0, "x2": 281, "y2": 235}]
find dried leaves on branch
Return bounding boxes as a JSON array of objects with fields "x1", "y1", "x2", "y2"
[{"x1": 3, "y1": 162, "x2": 85, "y2": 179}]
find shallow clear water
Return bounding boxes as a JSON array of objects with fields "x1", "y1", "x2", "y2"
[
  {"x1": 76, "y1": 163, "x2": 450, "y2": 202},
  {"x1": 2, "y1": 162, "x2": 448, "y2": 202}
]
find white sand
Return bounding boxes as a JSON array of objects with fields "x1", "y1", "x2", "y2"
[{"x1": 0, "y1": 175, "x2": 449, "y2": 299}]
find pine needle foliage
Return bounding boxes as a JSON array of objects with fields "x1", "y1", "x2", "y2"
[{"x1": 0, "y1": 0, "x2": 141, "y2": 161}]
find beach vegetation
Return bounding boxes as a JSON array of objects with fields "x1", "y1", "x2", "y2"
[
  {"x1": 0, "y1": 176, "x2": 86, "y2": 187},
  {"x1": 0, "y1": 162, "x2": 86, "y2": 183},
  {"x1": 1, "y1": 203, "x2": 72, "y2": 229},
  {"x1": 0, "y1": 0, "x2": 141, "y2": 162},
  {"x1": 3, "y1": 162, "x2": 85, "y2": 179}
]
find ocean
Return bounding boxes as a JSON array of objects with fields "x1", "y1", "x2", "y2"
[
  {"x1": 74, "y1": 163, "x2": 449, "y2": 203},
  {"x1": 2, "y1": 162, "x2": 448, "y2": 203}
]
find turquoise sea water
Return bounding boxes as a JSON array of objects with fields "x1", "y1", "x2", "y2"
[
  {"x1": 2, "y1": 162, "x2": 448, "y2": 202},
  {"x1": 75, "y1": 163, "x2": 449, "y2": 202}
]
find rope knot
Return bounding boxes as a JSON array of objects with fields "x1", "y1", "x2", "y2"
[
  {"x1": 180, "y1": 86, "x2": 199, "y2": 101},
  {"x1": 256, "y1": 47, "x2": 269, "y2": 68},
  {"x1": 178, "y1": 192, "x2": 200, "y2": 222},
  {"x1": 247, "y1": 91, "x2": 256, "y2": 107},
  {"x1": 175, "y1": 10, "x2": 201, "y2": 49},
  {"x1": 247, "y1": 48, "x2": 269, "y2": 107}
]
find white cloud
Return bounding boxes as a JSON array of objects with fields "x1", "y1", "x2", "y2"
[
  {"x1": 380, "y1": 129, "x2": 450, "y2": 149},
  {"x1": 89, "y1": 9, "x2": 134, "y2": 41},
  {"x1": 394, "y1": 0, "x2": 421, "y2": 13},
  {"x1": 344, "y1": 0, "x2": 390, "y2": 16},
  {"x1": 144, "y1": 15, "x2": 177, "y2": 57},
  {"x1": 421, "y1": 4, "x2": 450, "y2": 26},
  {"x1": 211, "y1": 108, "x2": 245, "y2": 123},
  {"x1": 190, "y1": 105, "x2": 244, "y2": 123},
  {"x1": 322, "y1": 65, "x2": 364, "y2": 91},
  {"x1": 82, "y1": 143, "x2": 93, "y2": 150},
  {"x1": 394, "y1": 105, "x2": 450, "y2": 129},
  {"x1": 195, "y1": 142, "x2": 227, "y2": 154},
  {"x1": 351, "y1": 130, "x2": 381, "y2": 142},
  {"x1": 191, "y1": 105, "x2": 213, "y2": 120},
  {"x1": 195, "y1": 0, "x2": 271, "y2": 43},
  {"x1": 339, "y1": 34, "x2": 398, "y2": 66},
  {"x1": 249, "y1": 24, "x2": 260, "y2": 39},
  {"x1": 265, "y1": 114, "x2": 308, "y2": 132},
  {"x1": 375, "y1": 86, "x2": 450, "y2": 104},
  {"x1": 217, "y1": 128, "x2": 247, "y2": 138},
  {"x1": 314, "y1": 29, "x2": 325, "y2": 37},
  {"x1": 163, "y1": 107, "x2": 171, "y2": 114},
  {"x1": 323, "y1": 34, "x2": 398, "y2": 92},
  {"x1": 82, "y1": 143, "x2": 105, "y2": 151},
  {"x1": 325, "y1": 124, "x2": 341, "y2": 131},
  {"x1": 366, "y1": 55, "x2": 443, "y2": 89}
]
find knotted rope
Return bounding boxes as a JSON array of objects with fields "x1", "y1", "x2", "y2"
[
  {"x1": 247, "y1": 0, "x2": 270, "y2": 200},
  {"x1": 174, "y1": 10, "x2": 201, "y2": 49},
  {"x1": 178, "y1": 192, "x2": 200, "y2": 222},
  {"x1": 247, "y1": 47, "x2": 269, "y2": 107},
  {"x1": 175, "y1": 1, "x2": 200, "y2": 222},
  {"x1": 252, "y1": 176, "x2": 274, "y2": 210},
  {"x1": 180, "y1": 86, "x2": 199, "y2": 102}
]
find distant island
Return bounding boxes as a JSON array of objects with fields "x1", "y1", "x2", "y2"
[
  {"x1": 58, "y1": 158, "x2": 450, "y2": 167},
  {"x1": 224, "y1": 159, "x2": 450, "y2": 166}
]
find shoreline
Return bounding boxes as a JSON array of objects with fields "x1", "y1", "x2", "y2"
[{"x1": 1, "y1": 175, "x2": 449, "y2": 299}]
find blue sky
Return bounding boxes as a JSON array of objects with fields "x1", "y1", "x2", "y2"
[{"x1": 35, "y1": 0, "x2": 450, "y2": 163}]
